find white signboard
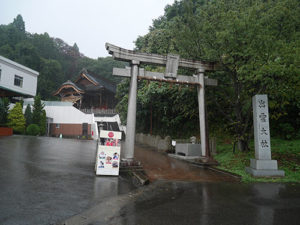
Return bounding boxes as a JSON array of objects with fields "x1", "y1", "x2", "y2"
[{"x1": 95, "y1": 130, "x2": 122, "y2": 176}]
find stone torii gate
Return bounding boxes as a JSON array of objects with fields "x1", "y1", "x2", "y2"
[{"x1": 106, "y1": 43, "x2": 218, "y2": 161}]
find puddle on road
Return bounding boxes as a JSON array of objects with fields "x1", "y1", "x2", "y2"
[{"x1": 134, "y1": 145, "x2": 237, "y2": 183}]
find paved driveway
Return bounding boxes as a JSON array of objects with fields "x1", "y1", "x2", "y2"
[{"x1": 0, "y1": 135, "x2": 135, "y2": 225}]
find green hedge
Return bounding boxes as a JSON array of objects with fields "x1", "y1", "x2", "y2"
[{"x1": 26, "y1": 124, "x2": 40, "y2": 136}]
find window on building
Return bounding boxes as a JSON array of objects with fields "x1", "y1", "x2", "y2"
[
  {"x1": 14, "y1": 75, "x2": 23, "y2": 87},
  {"x1": 56, "y1": 124, "x2": 60, "y2": 129}
]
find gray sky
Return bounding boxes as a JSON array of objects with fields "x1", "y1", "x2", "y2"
[{"x1": 0, "y1": 0, "x2": 174, "y2": 59}]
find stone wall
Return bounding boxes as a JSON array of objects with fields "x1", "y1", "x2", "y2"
[{"x1": 135, "y1": 133, "x2": 171, "y2": 152}]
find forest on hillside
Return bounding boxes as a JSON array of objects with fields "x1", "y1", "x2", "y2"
[
  {"x1": 0, "y1": 15, "x2": 126, "y2": 100},
  {"x1": 116, "y1": 0, "x2": 300, "y2": 149},
  {"x1": 1, "y1": 0, "x2": 299, "y2": 149}
]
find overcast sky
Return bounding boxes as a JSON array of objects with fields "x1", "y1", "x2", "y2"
[{"x1": 0, "y1": 0, "x2": 174, "y2": 59}]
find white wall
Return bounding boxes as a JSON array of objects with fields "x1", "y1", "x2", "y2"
[
  {"x1": 44, "y1": 105, "x2": 94, "y2": 124},
  {"x1": 44, "y1": 105, "x2": 99, "y2": 139},
  {"x1": 0, "y1": 56, "x2": 39, "y2": 96}
]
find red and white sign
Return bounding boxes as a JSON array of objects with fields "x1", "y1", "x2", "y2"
[
  {"x1": 95, "y1": 130, "x2": 122, "y2": 176},
  {"x1": 99, "y1": 130, "x2": 122, "y2": 139}
]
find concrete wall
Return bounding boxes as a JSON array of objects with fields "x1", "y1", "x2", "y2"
[
  {"x1": 135, "y1": 133, "x2": 171, "y2": 152},
  {"x1": 0, "y1": 55, "x2": 39, "y2": 96},
  {"x1": 45, "y1": 105, "x2": 96, "y2": 138},
  {"x1": 44, "y1": 104, "x2": 98, "y2": 139},
  {"x1": 44, "y1": 105, "x2": 94, "y2": 124}
]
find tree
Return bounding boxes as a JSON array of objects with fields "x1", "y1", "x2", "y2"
[
  {"x1": 32, "y1": 95, "x2": 46, "y2": 135},
  {"x1": 24, "y1": 104, "x2": 32, "y2": 127},
  {"x1": 0, "y1": 98, "x2": 9, "y2": 126},
  {"x1": 39, "y1": 110, "x2": 47, "y2": 135},
  {"x1": 31, "y1": 32, "x2": 58, "y2": 60},
  {"x1": 78, "y1": 56, "x2": 127, "y2": 83},
  {"x1": 73, "y1": 43, "x2": 79, "y2": 53},
  {"x1": 15, "y1": 41, "x2": 41, "y2": 70},
  {"x1": 130, "y1": 0, "x2": 300, "y2": 150},
  {"x1": 177, "y1": 0, "x2": 300, "y2": 149},
  {"x1": 38, "y1": 58, "x2": 63, "y2": 99},
  {"x1": 12, "y1": 15, "x2": 25, "y2": 33},
  {"x1": 7, "y1": 102, "x2": 26, "y2": 134},
  {"x1": 136, "y1": 81, "x2": 199, "y2": 137},
  {"x1": 0, "y1": 44, "x2": 15, "y2": 59}
]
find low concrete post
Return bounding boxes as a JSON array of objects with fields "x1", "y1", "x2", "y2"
[
  {"x1": 123, "y1": 60, "x2": 140, "y2": 160},
  {"x1": 209, "y1": 137, "x2": 217, "y2": 155}
]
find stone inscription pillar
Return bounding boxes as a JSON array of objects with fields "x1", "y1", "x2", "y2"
[
  {"x1": 123, "y1": 60, "x2": 139, "y2": 160},
  {"x1": 253, "y1": 94, "x2": 272, "y2": 160},
  {"x1": 246, "y1": 95, "x2": 284, "y2": 177},
  {"x1": 197, "y1": 70, "x2": 207, "y2": 157}
]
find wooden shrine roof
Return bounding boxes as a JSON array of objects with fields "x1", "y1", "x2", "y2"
[{"x1": 53, "y1": 69, "x2": 117, "y2": 96}]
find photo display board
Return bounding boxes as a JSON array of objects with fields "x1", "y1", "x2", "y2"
[{"x1": 95, "y1": 130, "x2": 122, "y2": 176}]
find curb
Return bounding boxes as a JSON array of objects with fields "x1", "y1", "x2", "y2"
[
  {"x1": 208, "y1": 167, "x2": 242, "y2": 180},
  {"x1": 167, "y1": 154, "x2": 242, "y2": 181}
]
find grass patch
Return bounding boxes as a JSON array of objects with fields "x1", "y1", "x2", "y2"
[{"x1": 214, "y1": 138, "x2": 300, "y2": 183}]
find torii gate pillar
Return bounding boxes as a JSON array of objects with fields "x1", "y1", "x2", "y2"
[
  {"x1": 123, "y1": 60, "x2": 139, "y2": 160},
  {"x1": 197, "y1": 69, "x2": 208, "y2": 157}
]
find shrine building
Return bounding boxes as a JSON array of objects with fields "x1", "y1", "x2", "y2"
[
  {"x1": 54, "y1": 68, "x2": 117, "y2": 114},
  {"x1": 49, "y1": 69, "x2": 123, "y2": 139}
]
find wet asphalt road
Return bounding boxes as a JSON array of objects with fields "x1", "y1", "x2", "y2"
[
  {"x1": 103, "y1": 181, "x2": 300, "y2": 225},
  {"x1": 0, "y1": 135, "x2": 135, "y2": 225},
  {"x1": 1, "y1": 136, "x2": 300, "y2": 225},
  {"x1": 61, "y1": 144, "x2": 300, "y2": 225}
]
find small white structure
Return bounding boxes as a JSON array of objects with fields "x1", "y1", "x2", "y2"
[
  {"x1": 23, "y1": 99, "x2": 124, "y2": 140},
  {"x1": 0, "y1": 55, "x2": 39, "y2": 97}
]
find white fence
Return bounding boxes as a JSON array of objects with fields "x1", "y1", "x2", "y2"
[{"x1": 80, "y1": 108, "x2": 117, "y2": 114}]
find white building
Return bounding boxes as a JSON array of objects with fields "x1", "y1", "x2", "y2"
[
  {"x1": 0, "y1": 55, "x2": 39, "y2": 97},
  {"x1": 23, "y1": 99, "x2": 125, "y2": 140}
]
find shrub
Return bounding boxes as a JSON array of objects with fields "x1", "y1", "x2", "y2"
[
  {"x1": 7, "y1": 102, "x2": 26, "y2": 134},
  {"x1": 26, "y1": 124, "x2": 40, "y2": 136},
  {"x1": 279, "y1": 123, "x2": 295, "y2": 140}
]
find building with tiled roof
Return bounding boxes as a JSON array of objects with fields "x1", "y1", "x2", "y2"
[{"x1": 54, "y1": 69, "x2": 117, "y2": 112}]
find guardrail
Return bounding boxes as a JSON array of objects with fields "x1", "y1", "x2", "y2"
[{"x1": 80, "y1": 108, "x2": 116, "y2": 114}]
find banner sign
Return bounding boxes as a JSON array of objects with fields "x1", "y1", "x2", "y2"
[{"x1": 95, "y1": 130, "x2": 122, "y2": 176}]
